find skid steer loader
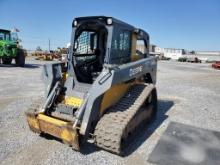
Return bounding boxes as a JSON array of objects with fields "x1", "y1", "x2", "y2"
[{"x1": 26, "y1": 16, "x2": 157, "y2": 155}]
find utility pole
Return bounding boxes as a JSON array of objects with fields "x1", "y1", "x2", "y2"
[{"x1": 48, "y1": 38, "x2": 50, "y2": 52}]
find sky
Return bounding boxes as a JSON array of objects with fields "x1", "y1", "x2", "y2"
[{"x1": 0, "y1": 0, "x2": 219, "y2": 51}]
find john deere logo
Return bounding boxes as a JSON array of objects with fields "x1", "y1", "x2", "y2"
[{"x1": 129, "y1": 66, "x2": 143, "y2": 77}]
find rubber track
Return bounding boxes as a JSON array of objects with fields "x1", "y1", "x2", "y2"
[{"x1": 94, "y1": 84, "x2": 154, "y2": 154}]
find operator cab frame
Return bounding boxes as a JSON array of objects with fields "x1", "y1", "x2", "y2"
[
  {"x1": 69, "y1": 16, "x2": 150, "y2": 84},
  {"x1": 0, "y1": 29, "x2": 11, "y2": 41},
  {"x1": 0, "y1": 29, "x2": 19, "y2": 43}
]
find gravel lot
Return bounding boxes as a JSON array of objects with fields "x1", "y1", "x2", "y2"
[{"x1": 0, "y1": 58, "x2": 220, "y2": 165}]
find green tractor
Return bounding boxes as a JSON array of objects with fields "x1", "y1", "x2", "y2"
[{"x1": 0, "y1": 29, "x2": 25, "y2": 66}]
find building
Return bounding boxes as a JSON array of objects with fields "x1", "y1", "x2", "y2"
[
  {"x1": 163, "y1": 48, "x2": 184, "y2": 60},
  {"x1": 141, "y1": 44, "x2": 220, "y2": 61},
  {"x1": 150, "y1": 46, "x2": 184, "y2": 60},
  {"x1": 183, "y1": 51, "x2": 220, "y2": 62},
  {"x1": 195, "y1": 51, "x2": 220, "y2": 56},
  {"x1": 149, "y1": 45, "x2": 164, "y2": 57},
  {"x1": 155, "y1": 46, "x2": 165, "y2": 55}
]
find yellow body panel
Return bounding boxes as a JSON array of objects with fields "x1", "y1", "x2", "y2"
[
  {"x1": 64, "y1": 96, "x2": 83, "y2": 107},
  {"x1": 100, "y1": 83, "x2": 131, "y2": 115}
]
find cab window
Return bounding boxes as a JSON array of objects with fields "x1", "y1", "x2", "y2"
[
  {"x1": 136, "y1": 40, "x2": 147, "y2": 56},
  {"x1": 0, "y1": 33, "x2": 4, "y2": 40},
  {"x1": 110, "y1": 27, "x2": 131, "y2": 64},
  {"x1": 75, "y1": 31, "x2": 97, "y2": 54},
  {"x1": 5, "y1": 34, "x2": 10, "y2": 40},
  {"x1": 74, "y1": 31, "x2": 98, "y2": 62}
]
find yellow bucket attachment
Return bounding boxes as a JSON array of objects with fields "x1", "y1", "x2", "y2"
[{"x1": 26, "y1": 112, "x2": 79, "y2": 150}]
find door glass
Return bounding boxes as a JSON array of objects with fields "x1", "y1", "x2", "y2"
[
  {"x1": 75, "y1": 31, "x2": 97, "y2": 54},
  {"x1": 111, "y1": 28, "x2": 131, "y2": 64}
]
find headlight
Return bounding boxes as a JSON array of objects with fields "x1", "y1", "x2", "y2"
[
  {"x1": 73, "y1": 20, "x2": 77, "y2": 27},
  {"x1": 107, "y1": 18, "x2": 113, "y2": 25}
]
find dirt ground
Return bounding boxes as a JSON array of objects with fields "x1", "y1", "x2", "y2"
[{"x1": 0, "y1": 57, "x2": 220, "y2": 165}]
